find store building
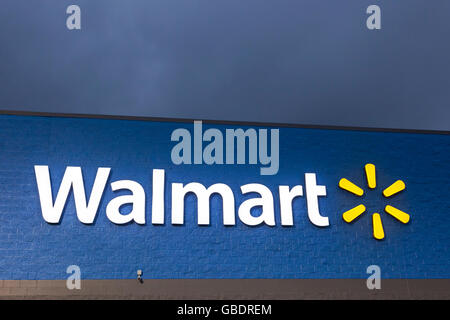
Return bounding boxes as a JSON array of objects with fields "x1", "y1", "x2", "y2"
[{"x1": 0, "y1": 111, "x2": 449, "y2": 299}]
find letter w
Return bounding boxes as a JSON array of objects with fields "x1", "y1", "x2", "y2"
[{"x1": 34, "y1": 166, "x2": 111, "y2": 224}]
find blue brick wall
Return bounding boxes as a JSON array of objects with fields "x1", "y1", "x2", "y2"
[{"x1": 0, "y1": 114, "x2": 449, "y2": 280}]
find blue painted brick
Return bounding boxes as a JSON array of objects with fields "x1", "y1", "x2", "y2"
[{"x1": 0, "y1": 114, "x2": 449, "y2": 280}]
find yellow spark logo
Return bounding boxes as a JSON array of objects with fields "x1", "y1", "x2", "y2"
[{"x1": 339, "y1": 164, "x2": 410, "y2": 240}]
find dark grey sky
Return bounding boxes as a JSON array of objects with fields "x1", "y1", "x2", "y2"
[{"x1": 1, "y1": 1, "x2": 449, "y2": 130}]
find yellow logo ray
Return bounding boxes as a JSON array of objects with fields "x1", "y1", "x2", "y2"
[
  {"x1": 383, "y1": 180, "x2": 405, "y2": 197},
  {"x1": 372, "y1": 213, "x2": 385, "y2": 240},
  {"x1": 339, "y1": 164, "x2": 410, "y2": 240},
  {"x1": 385, "y1": 205, "x2": 410, "y2": 224},
  {"x1": 365, "y1": 163, "x2": 376, "y2": 189},
  {"x1": 342, "y1": 204, "x2": 366, "y2": 223},
  {"x1": 338, "y1": 178, "x2": 364, "y2": 196}
]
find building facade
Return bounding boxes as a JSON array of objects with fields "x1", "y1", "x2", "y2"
[{"x1": 0, "y1": 111, "x2": 449, "y2": 299}]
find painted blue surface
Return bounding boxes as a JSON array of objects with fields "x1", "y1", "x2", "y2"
[{"x1": 0, "y1": 114, "x2": 449, "y2": 280}]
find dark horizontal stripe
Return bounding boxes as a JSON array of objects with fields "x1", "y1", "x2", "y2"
[
  {"x1": 0, "y1": 109, "x2": 449, "y2": 135},
  {"x1": 1, "y1": 279, "x2": 449, "y2": 299}
]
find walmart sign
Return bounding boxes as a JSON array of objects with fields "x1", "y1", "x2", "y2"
[{"x1": 0, "y1": 113, "x2": 449, "y2": 279}]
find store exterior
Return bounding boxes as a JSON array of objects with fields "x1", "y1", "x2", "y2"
[{"x1": 0, "y1": 111, "x2": 449, "y2": 299}]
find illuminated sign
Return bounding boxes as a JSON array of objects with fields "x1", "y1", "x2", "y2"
[
  {"x1": 339, "y1": 164, "x2": 410, "y2": 240},
  {"x1": 33, "y1": 162, "x2": 411, "y2": 240},
  {"x1": 34, "y1": 166, "x2": 329, "y2": 227}
]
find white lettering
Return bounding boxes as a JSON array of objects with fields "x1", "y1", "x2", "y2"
[{"x1": 34, "y1": 166, "x2": 110, "y2": 224}]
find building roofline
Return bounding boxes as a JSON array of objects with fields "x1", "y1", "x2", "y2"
[{"x1": 1, "y1": 109, "x2": 448, "y2": 135}]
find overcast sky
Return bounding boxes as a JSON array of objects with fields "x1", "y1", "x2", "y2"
[{"x1": 0, "y1": 1, "x2": 449, "y2": 130}]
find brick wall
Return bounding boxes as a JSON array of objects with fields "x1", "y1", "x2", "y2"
[{"x1": 0, "y1": 113, "x2": 449, "y2": 286}]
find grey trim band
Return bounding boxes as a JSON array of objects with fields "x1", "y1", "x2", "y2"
[
  {"x1": 0, "y1": 109, "x2": 449, "y2": 135},
  {"x1": 1, "y1": 279, "x2": 449, "y2": 299}
]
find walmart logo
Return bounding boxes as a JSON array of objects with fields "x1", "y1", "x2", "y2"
[
  {"x1": 34, "y1": 163, "x2": 410, "y2": 234},
  {"x1": 339, "y1": 164, "x2": 411, "y2": 240}
]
